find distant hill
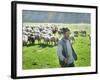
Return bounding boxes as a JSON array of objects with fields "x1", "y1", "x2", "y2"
[{"x1": 22, "y1": 10, "x2": 90, "y2": 24}]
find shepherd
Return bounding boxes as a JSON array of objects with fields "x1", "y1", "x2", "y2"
[{"x1": 57, "y1": 28, "x2": 77, "y2": 67}]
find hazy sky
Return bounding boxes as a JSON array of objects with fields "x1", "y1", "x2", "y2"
[{"x1": 22, "y1": 10, "x2": 90, "y2": 23}]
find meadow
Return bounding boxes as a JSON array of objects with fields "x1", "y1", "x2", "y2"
[{"x1": 22, "y1": 23, "x2": 91, "y2": 69}]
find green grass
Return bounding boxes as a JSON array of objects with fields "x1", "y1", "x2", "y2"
[
  {"x1": 22, "y1": 23, "x2": 91, "y2": 69},
  {"x1": 73, "y1": 36, "x2": 91, "y2": 67},
  {"x1": 22, "y1": 43, "x2": 60, "y2": 69}
]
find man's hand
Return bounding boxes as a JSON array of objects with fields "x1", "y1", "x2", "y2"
[{"x1": 64, "y1": 58, "x2": 68, "y2": 64}]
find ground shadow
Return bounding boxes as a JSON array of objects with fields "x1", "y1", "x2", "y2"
[{"x1": 24, "y1": 43, "x2": 57, "y2": 48}]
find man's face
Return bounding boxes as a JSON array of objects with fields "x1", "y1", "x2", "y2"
[{"x1": 63, "y1": 31, "x2": 70, "y2": 38}]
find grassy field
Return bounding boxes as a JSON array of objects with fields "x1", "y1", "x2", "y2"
[{"x1": 22, "y1": 23, "x2": 91, "y2": 69}]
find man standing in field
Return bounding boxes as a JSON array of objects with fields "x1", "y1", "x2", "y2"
[{"x1": 57, "y1": 28, "x2": 77, "y2": 67}]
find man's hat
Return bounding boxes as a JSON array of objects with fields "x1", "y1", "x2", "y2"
[{"x1": 62, "y1": 28, "x2": 70, "y2": 33}]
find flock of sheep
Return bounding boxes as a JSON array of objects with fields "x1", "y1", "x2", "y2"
[
  {"x1": 22, "y1": 24, "x2": 89, "y2": 46},
  {"x1": 23, "y1": 25, "x2": 60, "y2": 46}
]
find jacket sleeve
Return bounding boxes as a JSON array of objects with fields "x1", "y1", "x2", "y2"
[{"x1": 57, "y1": 41, "x2": 65, "y2": 61}]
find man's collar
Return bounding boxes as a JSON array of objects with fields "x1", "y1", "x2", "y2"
[{"x1": 62, "y1": 37, "x2": 69, "y2": 41}]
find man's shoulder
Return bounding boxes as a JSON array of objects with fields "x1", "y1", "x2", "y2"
[{"x1": 58, "y1": 39, "x2": 63, "y2": 45}]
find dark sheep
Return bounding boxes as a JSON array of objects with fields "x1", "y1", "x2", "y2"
[{"x1": 80, "y1": 30, "x2": 87, "y2": 37}]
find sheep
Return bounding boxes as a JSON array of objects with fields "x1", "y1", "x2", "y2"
[
  {"x1": 42, "y1": 34, "x2": 51, "y2": 45},
  {"x1": 34, "y1": 32, "x2": 42, "y2": 44},
  {"x1": 80, "y1": 30, "x2": 87, "y2": 37},
  {"x1": 51, "y1": 26, "x2": 58, "y2": 35},
  {"x1": 28, "y1": 34, "x2": 35, "y2": 44},
  {"x1": 69, "y1": 33, "x2": 75, "y2": 44},
  {"x1": 23, "y1": 35, "x2": 28, "y2": 46},
  {"x1": 74, "y1": 31, "x2": 79, "y2": 37},
  {"x1": 50, "y1": 36, "x2": 59, "y2": 45}
]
